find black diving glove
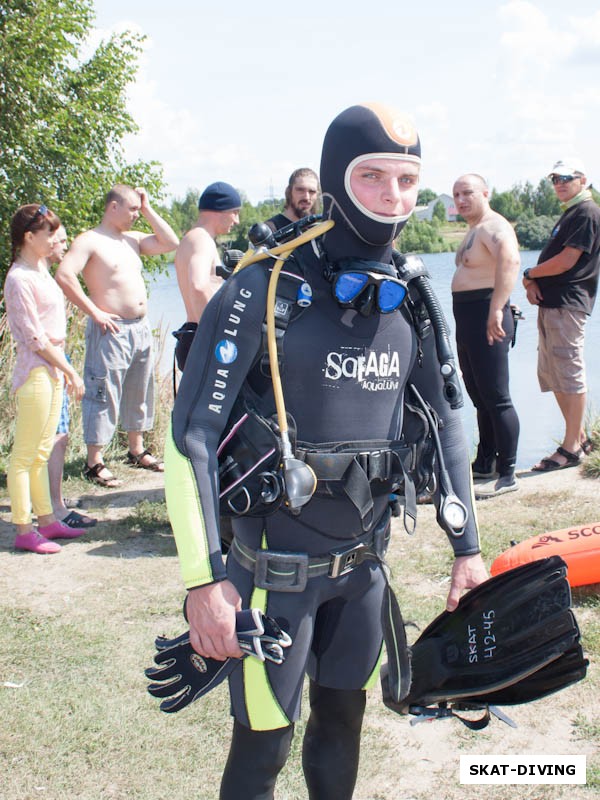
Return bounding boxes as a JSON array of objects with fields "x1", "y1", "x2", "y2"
[{"x1": 145, "y1": 609, "x2": 292, "y2": 713}]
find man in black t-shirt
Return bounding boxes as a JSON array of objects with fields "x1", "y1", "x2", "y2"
[
  {"x1": 266, "y1": 167, "x2": 320, "y2": 231},
  {"x1": 523, "y1": 157, "x2": 600, "y2": 471}
]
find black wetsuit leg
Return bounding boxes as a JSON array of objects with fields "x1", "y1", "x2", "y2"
[
  {"x1": 219, "y1": 721, "x2": 294, "y2": 800},
  {"x1": 453, "y1": 293, "x2": 520, "y2": 476},
  {"x1": 302, "y1": 681, "x2": 367, "y2": 800}
]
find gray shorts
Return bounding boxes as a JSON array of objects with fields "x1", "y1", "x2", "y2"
[
  {"x1": 537, "y1": 307, "x2": 587, "y2": 394},
  {"x1": 82, "y1": 316, "x2": 156, "y2": 445}
]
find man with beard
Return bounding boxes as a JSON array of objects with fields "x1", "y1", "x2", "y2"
[
  {"x1": 164, "y1": 103, "x2": 487, "y2": 799},
  {"x1": 266, "y1": 167, "x2": 320, "y2": 231}
]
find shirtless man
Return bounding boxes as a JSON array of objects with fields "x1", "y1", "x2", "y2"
[
  {"x1": 451, "y1": 173, "x2": 521, "y2": 497},
  {"x1": 266, "y1": 167, "x2": 320, "y2": 231},
  {"x1": 56, "y1": 185, "x2": 179, "y2": 487},
  {"x1": 173, "y1": 181, "x2": 241, "y2": 371}
]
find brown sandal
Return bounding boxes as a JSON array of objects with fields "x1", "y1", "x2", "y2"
[
  {"x1": 126, "y1": 449, "x2": 164, "y2": 472},
  {"x1": 83, "y1": 462, "x2": 123, "y2": 488}
]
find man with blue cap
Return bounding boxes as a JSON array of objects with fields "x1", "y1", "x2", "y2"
[{"x1": 173, "y1": 181, "x2": 241, "y2": 370}]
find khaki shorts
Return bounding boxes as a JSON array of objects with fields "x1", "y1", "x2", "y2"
[{"x1": 537, "y1": 307, "x2": 587, "y2": 394}]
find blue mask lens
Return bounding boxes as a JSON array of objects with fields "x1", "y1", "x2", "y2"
[
  {"x1": 378, "y1": 280, "x2": 407, "y2": 313},
  {"x1": 335, "y1": 272, "x2": 370, "y2": 303},
  {"x1": 334, "y1": 271, "x2": 407, "y2": 313}
]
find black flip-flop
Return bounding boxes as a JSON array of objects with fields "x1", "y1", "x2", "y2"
[{"x1": 62, "y1": 510, "x2": 98, "y2": 529}]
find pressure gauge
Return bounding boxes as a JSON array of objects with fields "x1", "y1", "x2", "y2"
[{"x1": 438, "y1": 493, "x2": 468, "y2": 538}]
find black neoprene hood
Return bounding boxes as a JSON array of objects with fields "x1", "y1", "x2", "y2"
[{"x1": 320, "y1": 103, "x2": 421, "y2": 262}]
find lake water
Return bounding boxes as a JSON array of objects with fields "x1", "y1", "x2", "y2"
[{"x1": 147, "y1": 251, "x2": 600, "y2": 471}]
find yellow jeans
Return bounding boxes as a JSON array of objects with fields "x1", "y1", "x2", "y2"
[{"x1": 7, "y1": 367, "x2": 63, "y2": 525}]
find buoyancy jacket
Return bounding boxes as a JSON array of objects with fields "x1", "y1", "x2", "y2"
[{"x1": 165, "y1": 240, "x2": 480, "y2": 591}]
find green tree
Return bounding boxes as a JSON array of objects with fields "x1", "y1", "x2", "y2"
[
  {"x1": 533, "y1": 179, "x2": 561, "y2": 217},
  {"x1": 514, "y1": 181, "x2": 535, "y2": 214},
  {"x1": 514, "y1": 215, "x2": 555, "y2": 250},
  {"x1": 489, "y1": 188, "x2": 523, "y2": 222},
  {"x1": 417, "y1": 189, "x2": 437, "y2": 205},
  {"x1": 432, "y1": 200, "x2": 446, "y2": 224},
  {"x1": 170, "y1": 189, "x2": 201, "y2": 238},
  {"x1": 397, "y1": 215, "x2": 446, "y2": 254},
  {"x1": 0, "y1": 0, "x2": 166, "y2": 283}
]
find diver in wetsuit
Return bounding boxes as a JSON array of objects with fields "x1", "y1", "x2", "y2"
[{"x1": 164, "y1": 103, "x2": 488, "y2": 800}]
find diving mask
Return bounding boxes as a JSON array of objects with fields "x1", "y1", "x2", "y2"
[{"x1": 332, "y1": 260, "x2": 408, "y2": 317}]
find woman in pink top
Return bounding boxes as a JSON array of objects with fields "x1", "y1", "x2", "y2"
[{"x1": 4, "y1": 204, "x2": 86, "y2": 554}]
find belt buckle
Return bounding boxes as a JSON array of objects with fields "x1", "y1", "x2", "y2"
[
  {"x1": 255, "y1": 550, "x2": 309, "y2": 592},
  {"x1": 329, "y1": 543, "x2": 369, "y2": 579}
]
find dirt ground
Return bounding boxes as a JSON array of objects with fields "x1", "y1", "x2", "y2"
[{"x1": 0, "y1": 463, "x2": 598, "y2": 799}]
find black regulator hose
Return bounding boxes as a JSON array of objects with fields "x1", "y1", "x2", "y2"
[{"x1": 392, "y1": 251, "x2": 463, "y2": 410}]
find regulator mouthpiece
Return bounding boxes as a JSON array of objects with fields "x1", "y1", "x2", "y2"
[{"x1": 283, "y1": 458, "x2": 317, "y2": 511}]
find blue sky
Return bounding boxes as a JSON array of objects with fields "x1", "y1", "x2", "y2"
[{"x1": 92, "y1": 0, "x2": 600, "y2": 204}]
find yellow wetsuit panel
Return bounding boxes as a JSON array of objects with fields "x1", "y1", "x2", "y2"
[
  {"x1": 243, "y1": 549, "x2": 290, "y2": 730},
  {"x1": 164, "y1": 423, "x2": 214, "y2": 588}
]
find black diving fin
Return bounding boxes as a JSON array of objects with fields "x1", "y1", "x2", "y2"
[
  {"x1": 472, "y1": 642, "x2": 588, "y2": 707},
  {"x1": 381, "y1": 556, "x2": 586, "y2": 726}
]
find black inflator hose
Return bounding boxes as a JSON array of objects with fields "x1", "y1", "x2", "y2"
[{"x1": 393, "y1": 252, "x2": 463, "y2": 410}]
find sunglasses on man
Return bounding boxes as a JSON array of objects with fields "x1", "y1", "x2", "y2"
[
  {"x1": 24, "y1": 204, "x2": 50, "y2": 232},
  {"x1": 550, "y1": 175, "x2": 580, "y2": 185}
]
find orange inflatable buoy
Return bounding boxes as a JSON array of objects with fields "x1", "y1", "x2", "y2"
[{"x1": 490, "y1": 522, "x2": 600, "y2": 588}]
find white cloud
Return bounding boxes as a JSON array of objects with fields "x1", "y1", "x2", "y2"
[
  {"x1": 488, "y1": 2, "x2": 600, "y2": 183},
  {"x1": 499, "y1": 1, "x2": 575, "y2": 69}
]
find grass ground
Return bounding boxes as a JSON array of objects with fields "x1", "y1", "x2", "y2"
[
  {"x1": 1, "y1": 306, "x2": 598, "y2": 798},
  {"x1": 0, "y1": 460, "x2": 598, "y2": 800}
]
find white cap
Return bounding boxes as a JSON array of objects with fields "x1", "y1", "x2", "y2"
[{"x1": 548, "y1": 157, "x2": 586, "y2": 177}]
